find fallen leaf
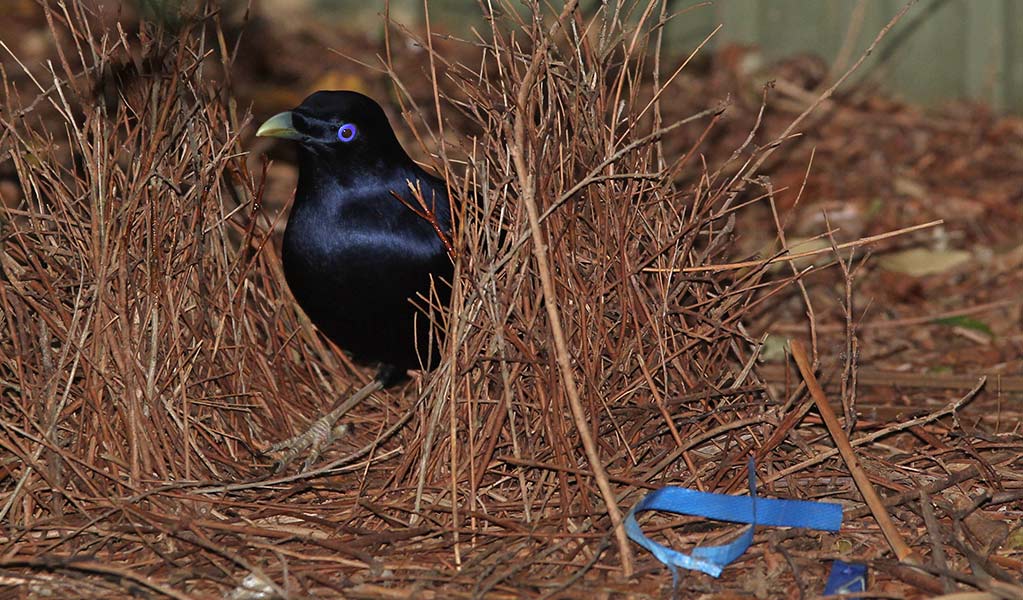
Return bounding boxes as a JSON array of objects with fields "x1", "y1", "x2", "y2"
[{"x1": 878, "y1": 247, "x2": 971, "y2": 277}]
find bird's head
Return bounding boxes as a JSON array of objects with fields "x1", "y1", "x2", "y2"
[{"x1": 256, "y1": 90, "x2": 407, "y2": 164}]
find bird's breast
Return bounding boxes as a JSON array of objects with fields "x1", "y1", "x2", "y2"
[{"x1": 280, "y1": 187, "x2": 452, "y2": 369}]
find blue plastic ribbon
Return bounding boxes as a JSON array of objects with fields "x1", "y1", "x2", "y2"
[
  {"x1": 823, "y1": 560, "x2": 867, "y2": 594},
  {"x1": 626, "y1": 460, "x2": 843, "y2": 584}
]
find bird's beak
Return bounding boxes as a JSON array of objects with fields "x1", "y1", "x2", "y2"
[{"x1": 256, "y1": 111, "x2": 302, "y2": 140}]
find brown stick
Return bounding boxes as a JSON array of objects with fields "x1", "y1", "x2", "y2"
[
  {"x1": 508, "y1": 0, "x2": 634, "y2": 577},
  {"x1": 789, "y1": 339, "x2": 922, "y2": 565},
  {"x1": 643, "y1": 219, "x2": 942, "y2": 274},
  {"x1": 758, "y1": 365, "x2": 1023, "y2": 393}
]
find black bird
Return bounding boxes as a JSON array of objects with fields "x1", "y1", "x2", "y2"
[{"x1": 256, "y1": 91, "x2": 453, "y2": 468}]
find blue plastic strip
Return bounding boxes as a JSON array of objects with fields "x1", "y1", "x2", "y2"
[
  {"x1": 626, "y1": 460, "x2": 843, "y2": 583},
  {"x1": 823, "y1": 560, "x2": 867, "y2": 594}
]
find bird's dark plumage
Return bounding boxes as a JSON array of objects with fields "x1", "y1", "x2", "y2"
[{"x1": 259, "y1": 91, "x2": 453, "y2": 387}]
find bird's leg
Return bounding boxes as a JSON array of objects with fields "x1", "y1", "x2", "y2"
[{"x1": 267, "y1": 377, "x2": 384, "y2": 472}]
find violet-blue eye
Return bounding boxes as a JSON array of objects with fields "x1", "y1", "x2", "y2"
[{"x1": 337, "y1": 123, "x2": 357, "y2": 143}]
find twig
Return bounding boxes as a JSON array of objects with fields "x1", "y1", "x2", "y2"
[
  {"x1": 758, "y1": 365, "x2": 1023, "y2": 393},
  {"x1": 920, "y1": 489, "x2": 955, "y2": 593},
  {"x1": 0, "y1": 557, "x2": 193, "y2": 600},
  {"x1": 789, "y1": 339, "x2": 922, "y2": 565},
  {"x1": 643, "y1": 219, "x2": 943, "y2": 273},
  {"x1": 767, "y1": 298, "x2": 1021, "y2": 333},
  {"x1": 764, "y1": 378, "x2": 987, "y2": 487},
  {"x1": 507, "y1": 0, "x2": 634, "y2": 577}
]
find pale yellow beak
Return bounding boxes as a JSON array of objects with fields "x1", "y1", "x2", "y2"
[{"x1": 256, "y1": 111, "x2": 302, "y2": 139}]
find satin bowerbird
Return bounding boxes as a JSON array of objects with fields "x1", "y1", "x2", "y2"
[{"x1": 256, "y1": 90, "x2": 453, "y2": 469}]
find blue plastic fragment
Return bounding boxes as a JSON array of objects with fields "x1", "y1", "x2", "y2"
[
  {"x1": 823, "y1": 560, "x2": 867, "y2": 594},
  {"x1": 625, "y1": 459, "x2": 843, "y2": 584}
]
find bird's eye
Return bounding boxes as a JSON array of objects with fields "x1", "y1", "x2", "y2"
[{"x1": 337, "y1": 123, "x2": 358, "y2": 143}]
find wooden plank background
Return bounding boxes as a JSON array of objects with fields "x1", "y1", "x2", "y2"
[
  {"x1": 356, "y1": 0, "x2": 1022, "y2": 114},
  {"x1": 665, "y1": 0, "x2": 1021, "y2": 113}
]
